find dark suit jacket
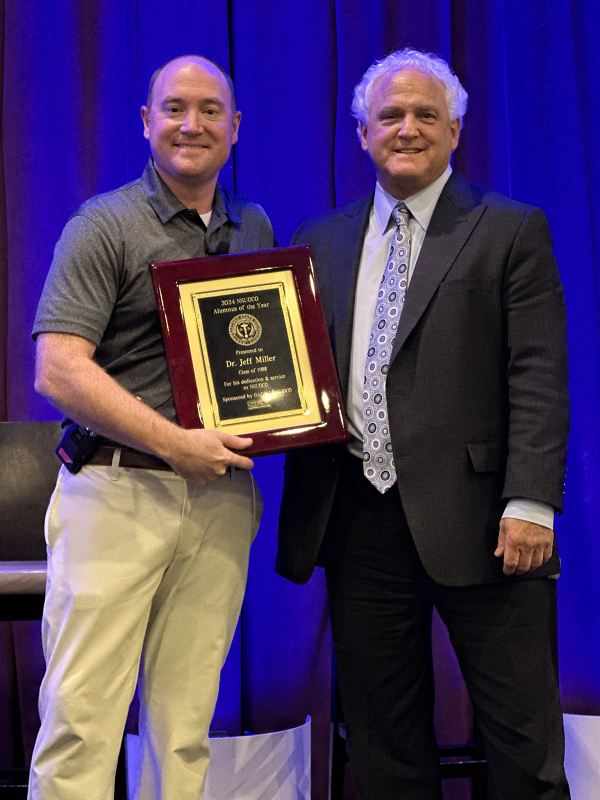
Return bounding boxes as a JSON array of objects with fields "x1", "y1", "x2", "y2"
[{"x1": 276, "y1": 172, "x2": 569, "y2": 587}]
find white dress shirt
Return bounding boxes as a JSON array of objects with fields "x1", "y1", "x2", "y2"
[{"x1": 346, "y1": 166, "x2": 554, "y2": 530}]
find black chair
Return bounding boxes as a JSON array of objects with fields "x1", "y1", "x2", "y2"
[
  {"x1": 0, "y1": 421, "x2": 131, "y2": 799},
  {"x1": 0, "y1": 421, "x2": 61, "y2": 796}
]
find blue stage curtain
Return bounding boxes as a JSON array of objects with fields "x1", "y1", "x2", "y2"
[{"x1": 1, "y1": 0, "x2": 599, "y2": 796}]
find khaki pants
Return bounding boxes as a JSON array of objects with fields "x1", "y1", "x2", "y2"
[{"x1": 28, "y1": 460, "x2": 262, "y2": 800}]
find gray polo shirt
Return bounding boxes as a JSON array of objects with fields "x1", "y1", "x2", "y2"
[{"x1": 33, "y1": 160, "x2": 276, "y2": 424}]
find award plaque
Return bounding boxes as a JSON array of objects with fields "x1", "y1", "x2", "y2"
[{"x1": 150, "y1": 245, "x2": 349, "y2": 457}]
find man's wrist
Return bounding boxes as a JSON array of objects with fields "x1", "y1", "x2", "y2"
[{"x1": 502, "y1": 498, "x2": 555, "y2": 530}]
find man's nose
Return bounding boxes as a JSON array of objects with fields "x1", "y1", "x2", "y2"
[
  {"x1": 181, "y1": 110, "x2": 204, "y2": 134},
  {"x1": 398, "y1": 115, "x2": 418, "y2": 138}
]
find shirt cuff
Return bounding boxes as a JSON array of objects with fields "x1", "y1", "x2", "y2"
[{"x1": 501, "y1": 498, "x2": 555, "y2": 530}]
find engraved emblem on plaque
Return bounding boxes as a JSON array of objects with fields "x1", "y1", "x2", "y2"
[{"x1": 229, "y1": 313, "x2": 262, "y2": 346}]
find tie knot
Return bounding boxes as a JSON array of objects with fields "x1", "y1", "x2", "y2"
[{"x1": 392, "y1": 202, "x2": 409, "y2": 228}]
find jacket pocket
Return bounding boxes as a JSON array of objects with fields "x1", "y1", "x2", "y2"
[{"x1": 467, "y1": 442, "x2": 503, "y2": 472}]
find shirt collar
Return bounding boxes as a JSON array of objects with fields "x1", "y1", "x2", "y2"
[
  {"x1": 140, "y1": 159, "x2": 241, "y2": 226},
  {"x1": 374, "y1": 164, "x2": 453, "y2": 235}
]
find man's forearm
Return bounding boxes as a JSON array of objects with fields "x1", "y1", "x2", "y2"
[
  {"x1": 35, "y1": 333, "x2": 254, "y2": 484},
  {"x1": 35, "y1": 334, "x2": 184, "y2": 460}
]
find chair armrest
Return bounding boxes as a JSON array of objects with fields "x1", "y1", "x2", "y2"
[{"x1": 0, "y1": 561, "x2": 47, "y2": 594}]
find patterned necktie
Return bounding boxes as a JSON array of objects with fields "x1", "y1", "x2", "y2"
[{"x1": 363, "y1": 202, "x2": 411, "y2": 493}]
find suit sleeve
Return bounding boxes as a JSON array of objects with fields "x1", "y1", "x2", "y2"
[{"x1": 501, "y1": 207, "x2": 569, "y2": 512}]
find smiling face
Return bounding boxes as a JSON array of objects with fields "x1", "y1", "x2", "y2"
[
  {"x1": 360, "y1": 69, "x2": 461, "y2": 199},
  {"x1": 141, "y1": 57, "x2": 241, "y2": 197}
]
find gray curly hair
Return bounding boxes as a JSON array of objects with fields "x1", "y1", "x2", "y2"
[{"x1": 351, "y1": 48, "x2": 468, "y2": 139}]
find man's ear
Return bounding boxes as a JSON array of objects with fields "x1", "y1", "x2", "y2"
[
  {"x1": 359, "y1": 121, "x2": 369, "y2": 152},
  {"x1": 231, "y1": 110, "x2": 242, "y2": 145},
  {"x1": 141, "y1": 106, "x2": 150, "y2": 141},
  {"x1": 450, "y1": 118, "x2": 461, "y2": 151}
]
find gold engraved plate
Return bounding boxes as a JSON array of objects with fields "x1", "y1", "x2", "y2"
[{"x1": 178, "y1": 269, "x2": 321, "y2": 435}]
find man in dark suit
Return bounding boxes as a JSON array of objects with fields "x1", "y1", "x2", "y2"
[{"x1": 277, "y1": 48, "x2": 570, "y2": 799}]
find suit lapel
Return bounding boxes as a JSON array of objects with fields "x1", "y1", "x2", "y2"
[
  {"x1": 390, "y1": 174, "x2": 486, "y2": 362},
  {"x1": 330, "y1": 194, "x2": 373, "y2": 398}
]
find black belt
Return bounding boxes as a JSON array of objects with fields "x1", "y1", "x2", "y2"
[{"x1": 89, "y1": 446, "x2": 173, "y2": 472}]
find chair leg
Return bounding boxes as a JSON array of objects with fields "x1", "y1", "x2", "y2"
[
  {"x1": 470, "y1": 719, "x2": 488, "y2": 800},
  {"x1": 114, "y1": 737, "x2": 128, "y2": 800},
  {"x1": 471, "y1": 772, "x2": 488, "y2": 800},
  {"x1": 330, "y1": 675, "x2": 348, "y2": 800}
]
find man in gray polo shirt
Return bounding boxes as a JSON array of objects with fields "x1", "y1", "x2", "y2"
[{"x1": 30, "y1": 55, "x2": 274, "y2": 800}]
